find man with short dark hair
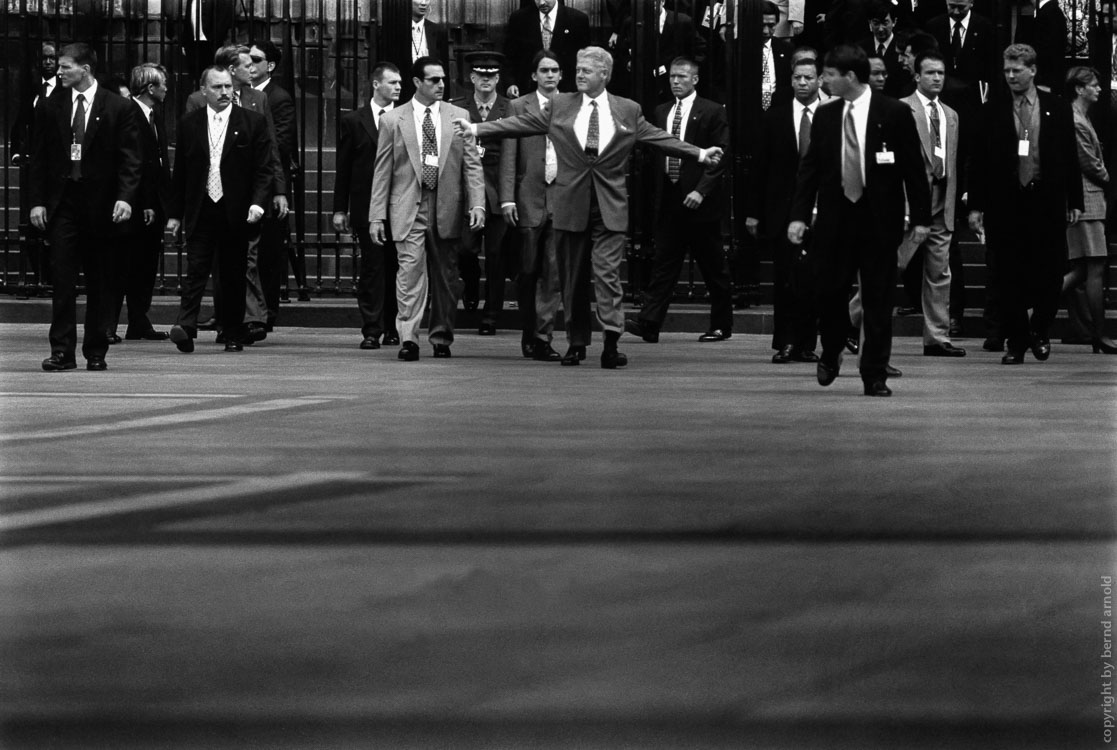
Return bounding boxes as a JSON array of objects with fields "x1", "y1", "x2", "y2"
[
  {"x1": 504, "y1": 0, "x2": 590, "y2": 96},
  {"x1": 788, "y1": 44, "x2": 931, "y2": 396},
  {"x1": 370, "y1": 56, "x2": 485, "y2": 361},
  {"x1": 30, "y1": 43, "x2": 142, "y2": 372},
  {"x1": 333, "y1": 62, "x2": 402, "y2": 350}
]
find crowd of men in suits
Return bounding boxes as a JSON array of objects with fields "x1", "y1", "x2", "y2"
[{"x1": 11, "y1": 0, "x2": 1111, "y2": 396}]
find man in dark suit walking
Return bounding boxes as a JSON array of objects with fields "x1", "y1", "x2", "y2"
[
  {"x1": 30, "y1": 43, "x2": 142, "y2": 372},
  {"x1": 498, "y1": 49, "x2": 565, "y2": 361},
  {"x1": 858, "y1": 0, "x2": 906, "y2": 97},
  {"x1": 332, "y1": 62, "x2": 402, "y2": 350},
  {"x1": 459, "y1": 46, "x2": 723, "y2": 369},
  {"x1": 108, "y1": 62, "x2": 172, "y2": 342},
  {"x1": 504, "y1": 0, "x2": 591, "y2": 96},
  {"x1": 968, "y1": 44, "x2": 1082, "y2": 364},
  {"x1": 747, "y1": 55, "x2": 824, "y2": 365},
  {"x1": 1023, "y1": 0, "x2": 1067, "y2": 92},
  {"x1": 624, "y1": 57, "x2": 733, "y2": 345},
  {"x1": 788, "y1": 44, "x2": 931, "y2": 396},
  {"x1": 167, "y1": 67, "x2": 276, "y2": 353}
]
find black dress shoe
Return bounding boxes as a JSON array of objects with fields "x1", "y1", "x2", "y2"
[
  {"x1": 169, "y1": 325, "x2": 195, "y2": 353},
  {"x1": 125, "y1": 329, "x2": 169, "y2": 341},
  {"x1": 197, "y1": 317, "x2": 219, "y2": 331},
  {"x1": 106, "y1": 333, "x2": 122, "y2": 345},
  {"x1": 398, "y1": 341, "x2": 420, "y2": 361},
  {"x1": 1001, "y1": 350, "x2": 1025, "y2": 365},
  {"x1": 224, "y1": 340, "x2": 244, "y2": 352},
  {"x1": 884, "y1": 364, "x2": 903, "y2": 378},
  {"x1": 698, "y1": 329, "x2": 731, "y2": 342},
  {"x1": 561, "y1": 345, "x2": 586, "y2": 366},
  {"x1": 521, "y1": 338, "x2": 535, "y2": 358},
  {"x1": 845, "y1": 336, "x2": 859, "y2": 355},
  {"x1": 478, "y1": 321, "x2": 496, "y2": 336},
  {"x1": 791, "y1": 348, "x2": 820, "y2": 363},
  {"x1": 384, "y1": 333, "x2": 400, "y2": 346},
  {"x1": 772, "y1": 345, "x2": 794, "y2": 364},
  {"x1": 863, "y1": 380, "x2": 892, "y2": 397},
  {"x1": 432, "y1": 343, "x2": 452, "y2": 358},
  {"x1": 245, "y1": 323, "x2": 267, "y2": 344},
  {"x1": 624, "y1": 318, "x2": 658, "y2": 343},
  {"x1": 949, "y1": 318, "x2": 963, "y2": 338},
  {"x1": 215, "y1": 331, "x2": 227, "y2": 344},
  {"x1": 359, "y1": 337, "x2": 380, "y2": 350},
  {"x1": 297, "y1": 288, "x2": 312, "y2": 302},
  {"x1": 983, "y1": 337, "x2": 1005, "y2": 352},
  {"x1": 1029, "y1": 334, "x2": 1051, "y2": 361},
  {"x1": 601, "y1": 349, "x2": 628, "y2": 369},
  {"x1": 923, "y1": 342, "x2": 966, "y2": 357},
  {"x1": 42, "y1": 354, "x2": 77, "y2": 371},
  {"x1": 896, "y1": 305, "x2": 920, "y2": 316},
  {"x1": 817, "y1": 356, "x2": 841, "y2": 386},
  {"x1": 264, "y1": 322, "x2": 275, "y2": 333},
  {"x1": 533, "y1": 342, "x2": 562, "y2": 362},
  {"x1": 86, "y1": 357, "x2": 107, "y2": 371}
]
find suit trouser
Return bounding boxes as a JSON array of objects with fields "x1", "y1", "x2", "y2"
[
  {"x1": 355, "y1": 226, "x2": 399, "y2": 340},
  {"x1": 771, "y1": 234, "x2": 819, "y2": 351},
  {"x1": 107, "y1": 223, "x2": 161, "y2": 336},
  {"x1": 639, "y1": 182, "x2": 733, "y2": 333},
  {"x1": 46, "y1": 182, "x2": 112, "y2": 361},
  {"x1": 986, "y1": 182, "x2": 1065, "y2": 352},
  {"x1": 818, "y1": 197, "x2": 896, "y2": 382},
  {"x1": 244, "y1": 233, "x2": 268, "y2": 325},
  {"x1": 176, "y1": 198, "x2": 249, "y2": 342},
  {"x1": 554, "y1": 198, "x2": 626, "y2": 347},
  {"x1": 257, "y1": 213, "x2": 289, "y2": 325},
  {"x1": 479, "y1": 211, "x2": 508, "y2": 325},
  {"x1": 518, "y1": 218, "x2": 561, "y2": 343},
  {"x1": 396, "y1": 187, "x2": 462, "y2": 346},
  {"x1": 897, "y1": 182, "x2": 952, "y2": 346}
]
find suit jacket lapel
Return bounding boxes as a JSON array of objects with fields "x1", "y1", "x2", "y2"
[
  {"x1": 82, "y1": 89, "x2": 104, "y2": 146},
  {"x1": 438, "y1": 104, "x2": 454, "y2": 180},
  {"x1": 398, "y1": 101, "x2": 423, "y2": 183},
  {"x1": 865, "y1": 94, "x2": 885, "y2": 168},
  {"x1": 358, "y1": 105, "x2": 376, "y2": 142},
  {"x1": 907, "y1": 96, "x2": 932, "y2": 160},
  {"x1": 600, "y1": 93, "x2": 626, "y2": 159},
  {"x1": 222, "y1": 107, "x2": 239, "y2": 160}
]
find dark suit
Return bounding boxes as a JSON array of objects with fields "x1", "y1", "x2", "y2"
[
  {"x1": 504, "y1": 5, "x2": 591, "y2": 94},
  {"x1": 858, "y1": 36, "x2": 906, "y2": 98},
  {"x1": 475, "y1": 91, "x2": 704, "y2": 348},
  {"x1": 790, "y1": 91, "x2": 931, "y2": 383},
  {"x1": 166, "y1": 0, "x2": 234, "y2": 80},
  {"x1": 620, "y1": 11, "x2": 707, "y2": 106},
  {"x1": 9, "y1": 75, "x2": 58, "y2": 290},
  {"x1": 1022, "y1": 0, "x2": 1068, "y2": 92},
  {"x1": 108, "y1": 100, "x2": 172, "y2": 338},
  {"x1": 968, "y1": 89, "x2": 1083, "y2": 353},
  {"x1": 168, "y1": 105, "x2": 275, "y2": 342},
  {"x1": 498, "y1": 92, "x2": 563, "y2": 349},
  {"x1": 258, "y1": 78, "x2": 306, "y2": 322},
  {"x1": 334, "y1": 103, "x2": 398, "y2": 341},
  {"x1": 764, "y1": 38, "x2": 794, "y2": 108},
  {"x1": 749, "y1": 99, "x2": 820, "y2": 354},
  {"x1": 29, "y1": 84, "x2": 142, "y2": 364},
  {"x1": 460, "y1": 94, "x2": 514, "y2": 326},
  {"x1": 637, "y1": 95, "x2": 732, "y2": 334},
  {"x1": 391, "y1": 19, "x2": 450, "y2": 102}
]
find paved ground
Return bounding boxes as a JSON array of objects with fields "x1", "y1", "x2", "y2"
[{"x1": 0, "y1": 323, "x2": 1114, "y2": 749}]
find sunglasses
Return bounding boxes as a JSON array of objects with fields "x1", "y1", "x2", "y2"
[{"x1": 422, "y1": 76, "x2": 445, "y2": 83}]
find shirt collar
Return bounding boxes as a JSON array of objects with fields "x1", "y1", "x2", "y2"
[
  {"x1": 793, "y1": 96, "x2": 818, "y2": 116},
  {"x1": 674, "y1": 90, "x2": 697, "y2": 108},
  {"x1": 207, "y1": 103, "x2": 231, "y2": 120},
  {"x1": 135, "y1": 98, "x2": 153, "y2": 120},
  {"x1": 915, "y1": 89, "x2": 938, "y2": 108},
  {"x1": 1014, "y1": 87, "x2": 1036, "y2": 106},
  {"x1": 412, "y1": 18, "x2": 425, "y2": 29},
  {"x1": 536, "y1": 90, "x2": 552, "y2": 107},
  {"x1": 419, "y1": 100, "x2": 441, "y2": 116},
  {"x1": 72, "y1": 79, "x2": 97, "y2": 103},
  {"x1": 372, "y1": 100, "x2": 394, "y2": 113},
  {"x1": 253, "y1": 79, "x2": 271, "y2": 91},
  {"x1": 582, "y1": 91, "x2": 608, "y2": 107},
  {"x1": 954, "y1": 11, "x2": 971, "y2": 28},
  {"x1": 540, "y1": 5, "x2": 558, "y2": 25},
  {"x1": 875, "y1": 34, "x2": 894, "y2": 49},
  {"x1": 849, "y1": 85, "x2": 872, "y2": 108}
]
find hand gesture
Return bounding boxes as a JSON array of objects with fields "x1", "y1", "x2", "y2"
[
  {"x1": 451, "y1": 118, "x2": 472, "y2": 138},
  {"x1": 701, "y1": 147, "x2": 724, "y2": 166},
  {"x1": 787, "y1": 220, "x2": 808, "y2": 245}
]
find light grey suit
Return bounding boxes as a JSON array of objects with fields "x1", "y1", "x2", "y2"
[
  {"x1": 369, "y1": 99, "x2": 484, "y2": 346},
  {"x1": 898, "y1": 92, "x2": 960, "y2": 346}
]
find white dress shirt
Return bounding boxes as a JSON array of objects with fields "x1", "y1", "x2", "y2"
[
  {"x1": 70, "y1": 79, "x2": 97, "y2": 133},
  {"x1": 843, "y1": 86, "x2": 871, "y2": 184},
  {"x1": 372, "y1": 100, "x2": 395, "y2": 130},
  {"x1": 253, "y1": 78, "x2": 272, "y2": 92},
  {"x1": 411, "y1": 20, "x2": 429, "y2": 61},
  {"x1": 915, "y1": 89, "x2": 948, "y2": 178},
  {"x1": 412, "y1": 100, "x2": 442, "y2": 157},
  {"x1": 951, "y1": 11, "x2": 970, "y2": 46},
  {"x1": 574, "y1": 92, "x2": 615, "y2": 152},
  {"x1": 540, "y1": 4, "x2": 559, "y2": 33}
]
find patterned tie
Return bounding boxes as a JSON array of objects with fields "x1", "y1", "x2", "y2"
[
  {"x1": 233, "y1": 89, "x2": 240, "y2": 107},
  {"x1": 842, "y1": 102, "x2": 863, "y2": 202},
  {"x1": 71, "y1": 93, "x2": 85, "y2": 179},
  {"x1": 421, "y1": 106, "x2": 438, "y2": 190},
  {"x1": 545, "y1": 136, "x2": 557, "y2": 183},
  {"x1": 928, "y1": 101, "x2": 944, "y2": 179},
  {"x1": 798, "y1": 106, "x2": 811, "y2": 160},
  {"x1": 207, "y1": 112, "x2": 224, "y2": 201},
  {"x1": 761, "y1": 46, "x2": 773, "y2": 110},
  {"x1": 542, "y1": 14, "x2": 553, "y2": 49},
  {"x1": 478, "y1": 102, "x2": 490, "y2": 121},
  {"x1": 667, "y1": 99, "x2": 683, "y2": 182},
  {"x1": 951, "y1": 22, "x2": 963, "y2": 67},
  {"x1": 585, "y1": 100, "x2": 599, "y2": 156}
]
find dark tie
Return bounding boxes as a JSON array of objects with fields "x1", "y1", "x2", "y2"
[
  {"x1": 842, "y1": 102, "x2": 863, "y2": 202},
  {"x1": 1016, "y1": 96, "x2": 1034, "y2": 186},
  {"x1": 877, "y1": 43, "x2": 885, "y2": 57},
  {"x1": 377, "y1": 108, "x2": 386, "y2": 130},
  {"x1": 667, "y1": 99, "x2": 683, "y2": 182},
  {"x1": 148, "y1": 109, "x2": 159, "y2": 138},
  {"x1": 951, "y1": 22, "x2": 963, "y2": 65},
  {"x1": 585, "y1": 100, "x2": 599, "y2": 157},
  {"x1": 798, "y1": 106, "x2": 811, "y2": 160},
  {"x1": 41, "y1": 79, "x2": 50, "y2": 98},
  {"x1": 422, "y1": 106, "x2": 438, "y2": 190},
  {"x1": 71, "y1": 93, "x2": 85, "y2": 180},
  {"x1": 928, "y1": 102, "x2": 944, "y2": 179}
]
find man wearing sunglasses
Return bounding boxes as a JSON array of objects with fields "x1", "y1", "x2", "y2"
[{"x1": 370, "y1": 57, "x2": 485, "y2": 362}]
